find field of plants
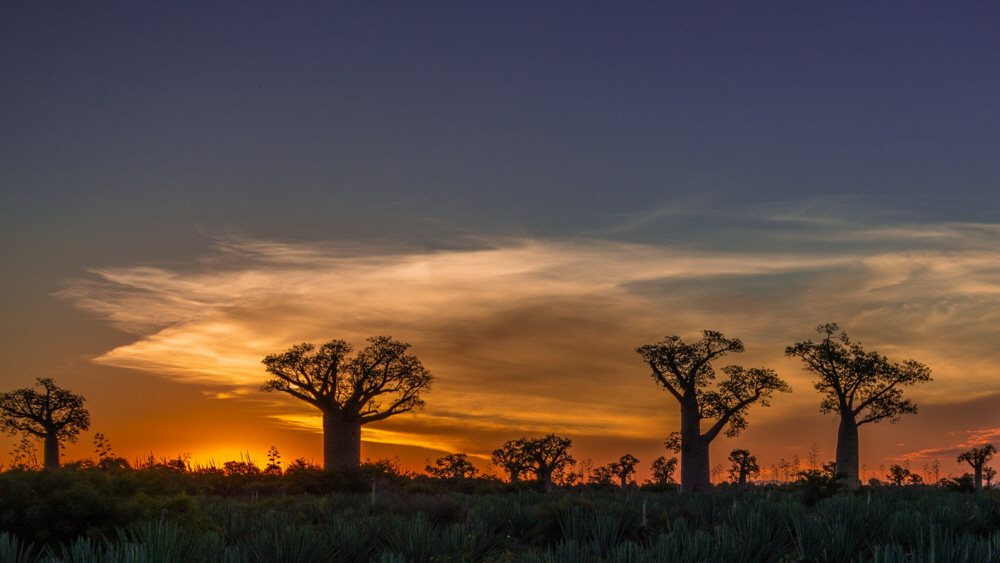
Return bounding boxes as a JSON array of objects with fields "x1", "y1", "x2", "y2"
[{"x1": 3, "y1": 465, "x2": 1000, "y2": 563}]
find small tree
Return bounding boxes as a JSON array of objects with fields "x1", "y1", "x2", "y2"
[
  {"x1": 0, "y1": 378, "x2": 90, "y2": 469},
  {"x1": 261, "y1": 336, "x2": 432, "y2": 468},
  {"x1": 638, "y1": 330, "x2": 791, "y2": 492},
  {"x1": 649, "y1": 456, "x2": 678, "y2": 484},
  {"x1": 727, "y1": 449, "x2": 760, "y2": 486},
  {"x1": 984, "y1": 467, "x2": 996, "y2": 488},
  {"x1": 786, "y1": 324, "x2": 931, "y2": 489},
  {"x1": 887, "y1": 464, "x2": 912, "y2": 486},
  {"x1": 426, "y1": 453, "x2": 478, "y2": 479},
  {"x1": 609, "y1": 454, "x2": 640, "y2": 488},
  {"x1": 523, "y1": 434, "x2": 575, "y2": 489},
  {"x1": 492, "y1": 439, "x2": 533, "y2": 483},
  {"x1": 589, "y1": 465, "x2": 615, "y2": 485},
  {"x1": 957, "y1": 444, "x2": 996, "y2": 490}
]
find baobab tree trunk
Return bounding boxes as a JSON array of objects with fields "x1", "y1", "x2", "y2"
[
  {"x1": 322, "y1": 412, "x2": 362, "y2": 469},
  {"x1": 680, "y1": 398, "x2": 711, "y2": 492},
  {"x1": 974, "y1": 466, "x2": 983, "y2": 490},
  {"x1": 43, "y1": 433, "x2": 60, "y2": 469},
  {"x1": 836, "y1": 414, "x2": 860, "y2": 489}
]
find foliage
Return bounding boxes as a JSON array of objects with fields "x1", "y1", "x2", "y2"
[
  {"x1": 492, "y1": 435, "x2": 574, "y2": 487},
  {"x1": 425, "y1": 453, "x2": 479, "y2": 479},
  {"x1": 637, "y1": 331, "x2": 791, "y2": 440},
  {"x1": 492, "y1": 439, "x2": 533, "y2": 483},
  {"x1": 4, "y1": 481, "x2": 1000, "y2": 561},
  {"x1": 786, "y1": 324, "x2": 932, "y2": 426},
  {"x1": 260, "y1": 336, "x2": 433, "y2": 424}
]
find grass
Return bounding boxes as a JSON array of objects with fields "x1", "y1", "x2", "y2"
[{"x1": 3, "y1": 465, "x2": 1000, "y2": 562}]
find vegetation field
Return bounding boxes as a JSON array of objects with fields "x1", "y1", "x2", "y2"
[{"x1": 3, "y1": 465, "x2": 1000, "y2": 563}]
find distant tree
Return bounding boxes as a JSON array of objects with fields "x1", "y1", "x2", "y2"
[
  {"x1": 608, "y1": 454, "x2": 640, "y2": 488},
  {"x1": 223, "y1": 460, "x2": 261, "y2": 476},
  {"x1": 492, "y1": 439, "x2": 533, "y2": 483},
  {"x1": 522, "y1": 434, "x2": 575, "y2": 489},
  {"x1": 957, "y1": 444, "x2": 996, "y2": 490},
  {"x1": 786, "y1": 324, "x2": 931, "y2": 489},
  {"x1": 649, "y1": 456, "x2": 678, "y2": 484},
  {"x1": 426, "y1": 453, "x2": 478, "y2": 479},
  {"x1": 887, "y1": 464, "x2": 912, "y2": 486},
  {"x1": 261, "y1": 336, "x2": 432, "y2": 468},
  {"x1": 0, "y1": 378, "x2": 90, "y2": 469},
  {"x1": 727, "y1": 449, "x2": 760, "y2": 486},
  {"x1": 589, "y1": 464, "x2": 615, "y2": 485},
  {"x1": 637, "y1": 330, "x2": 791, "y2": 492}
]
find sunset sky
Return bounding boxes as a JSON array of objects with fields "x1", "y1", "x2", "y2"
[{"x1": 1, "y1": 3, "x2": 998, "y2": 480}]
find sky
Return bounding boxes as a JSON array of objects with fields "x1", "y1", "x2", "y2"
[{"x1": 1, "y1": 2, "x2": 998, "y2": 480}]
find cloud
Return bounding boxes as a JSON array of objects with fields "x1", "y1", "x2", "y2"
[{"x1": 57, "y1": 219, "x2": 1000, "y2": 458}]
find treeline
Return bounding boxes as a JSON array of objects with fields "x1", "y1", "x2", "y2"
[{"x1": 0, "y1": 323, "x2": 975, "y2": 496}]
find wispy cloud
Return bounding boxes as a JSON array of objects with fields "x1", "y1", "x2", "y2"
[{"x1": 57, "y1": 219, "x2": 1000, "y2": 458}]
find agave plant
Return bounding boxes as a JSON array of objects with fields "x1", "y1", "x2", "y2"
[{"x1": 0, "y1": 532, "x2": 38, "y2": 563}]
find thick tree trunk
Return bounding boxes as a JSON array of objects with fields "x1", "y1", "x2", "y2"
[
  {"x1": 680, "y1": 398, "x2": 711, "y2": 492},
  {"x1": 323, "y1": 412, "x2": 362, "y2": 469},
  {"x1": 537, "y1": 467, "x2": 553, "y2": 490},
  {"x1": 974, "y1": 466, "x2": 983, "y2": 490},
  {"x1": 738, "y1": 471, "x2": 747, "y2": 486},
  {"x1": 43, "y1": 434, "x2": 60, "y2": 469},
  {"x1": 836, "y1": 414, "x2": 860, "y2": 489}
]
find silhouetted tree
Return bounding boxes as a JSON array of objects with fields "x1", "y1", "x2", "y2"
[
  {"x1": 589, "y1": 464, "x2": 615, "y2": 485},
  {"x1": 637, "y1": 330, "x2": 790, "y2": 492},
  {"x1": 887, "y1": 464, "x2": 912, "y2": 486},
  {"x1": 261, "y1": 336, "x2": 432, "y2": 468},
  {"x1": 649, "y1": 456, "x2": 678, "y2": 484},
  {"x1": 522, "y1": 434, "x2": 575, "y2": 489},
  {"x1": 986, "y1": 467, "x2": 996, "y2": 488},
  {"x1": 492, "y1": 438, "x2": 533, "y2": 483},
  {"x1": 957, "y1": 444, "x2": 996, "y2": 490},
  {"x1": 609, "y1": 454, "x2": 640, "y2": 488},
  {"x1": 426, "y1": 453, "x2": 478, "y2": 479},
  {"x1": 727, "y1": 449, "x2": 760, "y2": 486},
  {"x1": 786, "y1": 324, "x2": 931, "y2": 489},
  {"x1": 0, "y1": 378, "x2": 90, "y2": 469}
]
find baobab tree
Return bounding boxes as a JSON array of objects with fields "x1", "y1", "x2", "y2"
[
  {"x1": 637, "y1": 330, "x2": 791, "y2": 492},
  {"x1": 261, "y1": 336, "x2": 432, "y2": 468},
  {"x1": 609, "y1": 454, "x2": 640, "y2": 488},
  {"x1": 649, "y1": 456, "x2": 678, "y2": 484},
  {"x1": 727, "y1": 449, "x2": 760, "y2": 486},
  {"x1": 0, "y1": 378, "x2": 90, "y2": 469},
  {"x1": 786, "y1": 324, "x2": 931, "y2": 489},
  {"x1": 957, "y1": 444, "x2": 996, "y2": 490},
  {"x1": 492, "y1": 438, "x2": 533, "y2": 483}
]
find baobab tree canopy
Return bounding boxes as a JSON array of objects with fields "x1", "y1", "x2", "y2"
[
  {"x1": 261, "y1": 336, "x2": 432, "y2": 468},
  {"x1": 0, "y1": 378, "x2": 90, "y2": 469}
]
